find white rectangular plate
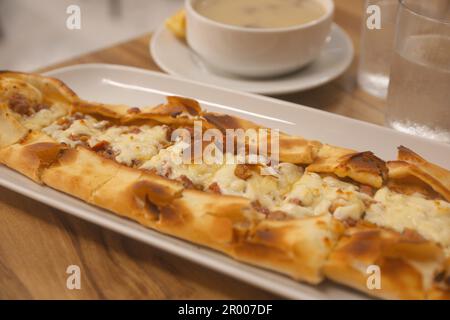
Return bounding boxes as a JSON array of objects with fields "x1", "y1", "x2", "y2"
[{"x1": 1, "y1": 64, "x2": 449, "y2": 300}]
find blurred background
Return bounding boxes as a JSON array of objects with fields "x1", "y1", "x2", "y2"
[{"x1": 0, "y1": 0, "x2": 183, "y2": 70}]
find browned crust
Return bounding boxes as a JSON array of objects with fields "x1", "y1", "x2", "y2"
[
  {"x1": 0, "y1": 70, "x2": 77, "y2": 106},
  {"x1": 90, "y1": 166, "x2": 184, "y2": 226},
  {"x1": 73, "y1": 100, "x2": 132, "y2": 121},
  {"x1": 165, "y1": 96, "x2": 202, "y2": 115},
  {"x1": 74, "y1": 96, "x2": 206, "y2": 127},
  {"x1": 41, "y1": 147, "x2": 121, "y2": 202},
  {"x1": 0, "y1": 131, "x2": 65, "y2": 183},
  {"x1": 428, "y1": 258, "x2": 450, "y2": 300},
  {"x1": 233, "y1": 214, "x2": 344, "y2": 284},
  {"x1": 92, "y1": 165, "x2": 256, "y2": 252},
  {"x1": 122, "y1": 96, "x2": 205, "y2": 127},
  {"x1": 324, "y1": 223, "x2": 445, "y2": 300},
  {"x1": 46, "y1": 146, "x2": 254, "y2": 256},
  {"x1": 203, "y1": 112, "x2": 259, "y2": 131},
  {"x1": 156, "y1": 189, "x2": 256, "y2": 252},
  {"x1": 387, "y1": 146, "x2": 450, "y2": 201},
  {"x1": 0, "y1": 103, "x2": 29, "y2": 148},
  {"x1": 89, "y1": 163, "x2": 261, "y2": 253},
  {"x1": 307, "y1": 144, "x2": 388, "y2": 188},
  {"x1": 74, "y1": 96, "x2": 203, "y2": 122}
]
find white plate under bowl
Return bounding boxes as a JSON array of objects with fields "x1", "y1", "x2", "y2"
[
  {"x1": 150, "y1": 23, "x2": 354, "y2": 95},
  {"x1": 1, "y1": 64, "x2": 449, "y2": 300}
]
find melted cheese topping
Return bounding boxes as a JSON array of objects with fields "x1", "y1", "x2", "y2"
[
  {"x1": 365, "y1": 187, "x2": 450, "y2": 256},
  {"x1": 140, "y1": 140, "x2": 221, "y2": 186},
  {"x1": 43, "y1": 115, "x2": 101, "y2": 147},
  {"x1": 141, "y1": 144, "x2": 370, "y2": 221},
  {"x1": 23, "y1": 104, "x2": 68, "y2": 130},
  {"x1": 43, "y1": 115, "x2": 169, "y2": 166},
  {"x1": 277, "y1": 172, "x2": 371, "y2": 219},
  {"x1": 141, "y1": 141, "x2": 303, "y2": 208},
  {"x1": 210, "y1": 161, "x2": 303, "y2": 209},
  {"x1": 277, "y1": 162, "x2": 304, "y2": 191},
  {"x1": 93, "y1": 125, "x2": 169, "y2": 166}
]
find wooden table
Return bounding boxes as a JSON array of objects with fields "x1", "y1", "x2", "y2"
[{"x1": 1, "y1": 1, "x2": 384, "y2": 299}]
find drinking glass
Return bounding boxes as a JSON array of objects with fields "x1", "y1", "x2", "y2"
[
  {"x1": 386, "y1": 0, "x2": 450, "y2": 143},
  {"x1": 357, "y1": 0, "x2": 399, "y2": 98}
]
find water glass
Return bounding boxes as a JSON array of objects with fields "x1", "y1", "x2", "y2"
[
  {"x1": 357, "y1": 0, "x2": 399, "y2": 98},
  {"x1": 386, "y1": 0, "x2": 450, "y2": 143}
]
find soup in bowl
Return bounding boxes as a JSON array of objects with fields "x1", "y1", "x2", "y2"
[
  {"x1": 185, "y1": 0, "x2": 334, "y2": 78},
  {"x1": 195, "y1": 0, "x2": 327, "y2": 29}
]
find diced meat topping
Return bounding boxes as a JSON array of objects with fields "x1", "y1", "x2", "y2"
[
  {"x1": 91, "y1": 140, "x2": 110, "y2": 152},
  {"x1": 56, "y1": 117, "x2": 72, "y2": 130},
  {"x1": 342, "y1": 218, "x2": 358, "y2": 227},
  {"x1": 234, "y1": 164, "x2": 253, "y2": 180},
  {"x1": 69, "y1": 134, "x2": 90, "y2": 144},
  {"x1": 359, "y1": 184, "x2": 375, "y2": 197},
  {"x1": 127, "y1": 107, "x2": 141, "y2": 114},
  {"x1": 8, "y1": 93, "x2": 49, "y2": 116},
  {"x1": 72, "y1": 112, "x2": 86, "y2": 120},
  {"x1": 289, "y1": 198, "x2": 303, "y2": 206},
  {"x1": 179, "y1": 175, "x2": 202, "y2": 190},
  {"x1": 91, "y1": 140, "x2": 117, "y2": 160},
  {"x1": 208, "y1": 182, "x2": 222, "y2": 194}
]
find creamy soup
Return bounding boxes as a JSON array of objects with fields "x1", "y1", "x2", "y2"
[{"x1": 194, "y1": 0, "x2": 326, "y2": 29}]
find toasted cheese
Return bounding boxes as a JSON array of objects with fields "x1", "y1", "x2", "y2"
[
  {"x1": 211, "y1": 164, "x2": 279, "y2": 207},
  {"x1": 23, "y1": 104, "x2": 68, "y2": 130},
  {"x1": 278, "y1": 172, "x2": 371, "y2": 219},
  {"x1": 365, "y1": 187, "x2": 450, "y2": 256},
  {"x1": 277, "y1": 162, "x2": 304, "y2": 191},
  {"x1": 140, "y1": 140, "x2": 221, "y2": 186},
  {"x1": 210, "y1": 161, "x2": 303, "y2": 209},
  {"x1": 94, "y1": 125, "x2": 169, "y2": 166},
  {"x1": 206, "y1": 162, "x2": 246, "y2": 194},
  {"x1": 43, "y1": 115, "x2": 169, "y2": 166},
  {"x1": 43, "y1": 115, "x2": 101, "y2": 147}
]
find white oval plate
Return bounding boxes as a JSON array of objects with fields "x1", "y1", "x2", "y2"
[
  {"x1": 151, "y1": 23, "x2": 354, "y2": 95},
  {"x1": 1, "y1": 64, "x2": 449, "y2": 300}
]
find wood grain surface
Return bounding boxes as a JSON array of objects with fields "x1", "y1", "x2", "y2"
[{"x1": 1, "y1": 0, "x2": 384, "y2": 299}]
